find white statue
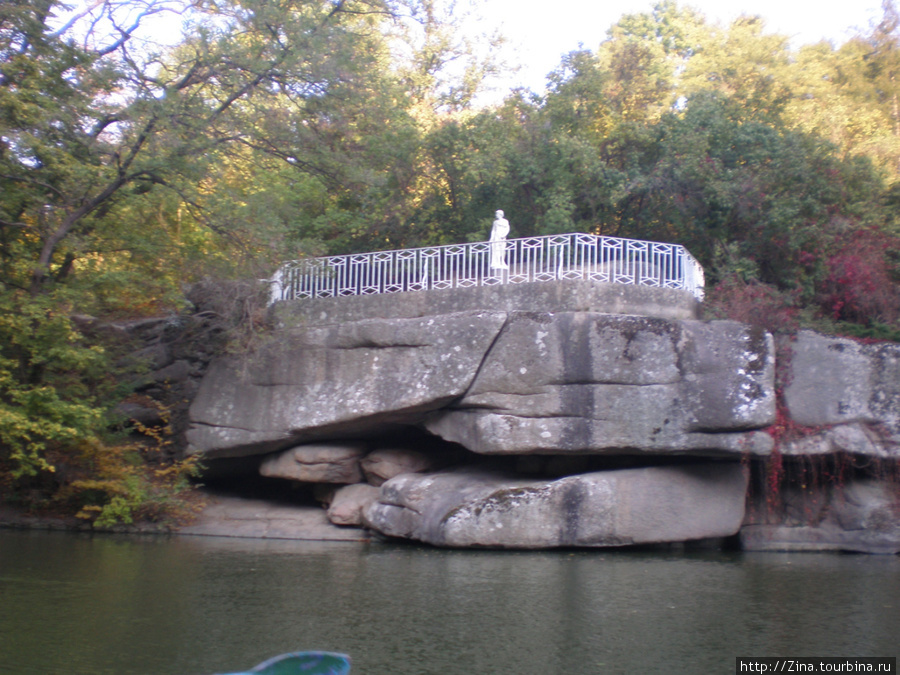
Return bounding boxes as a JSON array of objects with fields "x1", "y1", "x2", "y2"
[
  {"x1": 490, "y1": 209, "x2": 509, "y2": 270},
  {"x1": 267, "y1": 263, "x2": 288, "y2": 306}
]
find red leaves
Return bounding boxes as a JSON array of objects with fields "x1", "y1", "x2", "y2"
[
  {"x1": 819, "y1": 228, "x2": 900, "y2": 325},
  {"x1": 705, "y1": 275, "x2": 799, "y2": 334}
]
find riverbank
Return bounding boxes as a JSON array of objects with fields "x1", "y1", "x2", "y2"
[{"x1": 0, "y1": 491, "x2": 370, "y2": 541}]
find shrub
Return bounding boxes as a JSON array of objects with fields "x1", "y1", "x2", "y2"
[
  {"x1": 57, "y1": 440, "x2": 204, "y2": 528},
  {"x1": 0, "y1": 289, "x2": 109, "y2": 479},
  {"x1": 703, "y1": 275, "x2": 800, "y2": 334},
  {"x1": 818, "y1": 228, "x2": 900, "y2": 327}
]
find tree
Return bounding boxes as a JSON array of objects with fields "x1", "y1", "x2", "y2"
[
  {"x1": 1, "y1": 0, "x2": 507, "y2": 491},
  {"x1": 0, "y1": 0, "x2": 440, "y2": 490},
  {"x1": 0, "y1": 0, "x2": 411, "y2": 296},
  {"x1": 781, "y1": 5, "x2": 900, "y2": 179},
  {"x1": 864, "y1": 0, "x2": 900, "y2": 136},
  {"x1": 680, "y1": 14, "x2": 792, "y2": 122}
]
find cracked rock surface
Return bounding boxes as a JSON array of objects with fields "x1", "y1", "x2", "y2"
[
  {"x1": 784, "y1": 331, "x2": 900, "y2": 456},
  {"x1": 187, "y1": 311, "x2": 507, "y2": 458},
  {"x1": 118, "y1": 284, "x2": 900, "y2": 550},
  {"x1": 187, "y1": 312, "x2": 775, "y2": 459},
  {"x1": 425, "y1": 314, "x2": 774, "y2": 456}
]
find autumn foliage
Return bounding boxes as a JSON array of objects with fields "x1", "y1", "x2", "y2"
[
  {"x1": 4, "y1": 0, "x2": 900, "y2": 521},
  {"x1": 818, "y1": 229, "x2": 900, "y2": 326}
]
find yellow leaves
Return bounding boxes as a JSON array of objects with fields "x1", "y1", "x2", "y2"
[
  {"x1": 75, "y1": 505, "x2": 103, "y2": 520},
  {"x1": 129, "y1": 404, "x2": 173, "y2": 450},
  {"x1": 779, "y1": 40, "x2": 900, "y2": 179},
  {"x1": 6, "y1": 443, "x2": 56, "y2": 478},
  {"x1": 154, "y1": 454, "x2": 203, "y2": 482},
  {"x1": 60, "y1": 437, "x2": 202, "y2": 528}
]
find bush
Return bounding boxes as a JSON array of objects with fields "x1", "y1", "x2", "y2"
[
  {"x1": 703, "y1": 275, "x2": 800, "y2": 334},
  {"x1": 0, "y1": 286, "x2": 203, "y2": 525},
  {"x1": 57, "y1": 440, "x2": 203, "y2": 528},
  {"x1": 0, "y1": 289, "x2": 109, "y2": 478},
  {"x1": 818, "y1": 228, "x2": 900, "y2": 327}
]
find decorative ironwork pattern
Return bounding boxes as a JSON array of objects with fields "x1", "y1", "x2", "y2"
[{"x1": 269, "y1": 233, "x2": 705, "y2": 304}]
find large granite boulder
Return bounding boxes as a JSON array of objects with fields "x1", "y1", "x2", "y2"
[
  {"x1": 360, "y1": 447, "x2": 438, "y2": 486},
  {"x1": 741, "y1": 477, "x2": 900, "y2": 554},
  {"x1": 187, "y1": 310, "x2": 774, "y2": 460},
  {"x1": 187, "y1": 311, "x2": 507, "y2": 458},
  {"x1": 259, "y1": 442, "x2": 367, "y2": 483},
  {"x1": 363, "y1": 462, "x2": 749, "y2": 548},
  {"x1": 425, "y1": 315, "x2": 775, "y2": 457},
  {"x1": 783, "y1": 331, "x2": 900, "y2": 456},
  {"x1": 327, "y1": 483, "x2": 381, "y2": 526}
]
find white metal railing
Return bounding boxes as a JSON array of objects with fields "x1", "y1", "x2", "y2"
[{"x1": 268, "y1": 233, "x2": 705, "y2": 305}]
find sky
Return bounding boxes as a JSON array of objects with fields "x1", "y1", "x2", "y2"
[{"x1": 469, "y1": 0, "x2": 888, "y2": 98}]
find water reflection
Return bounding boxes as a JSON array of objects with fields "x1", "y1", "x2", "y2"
[{"x1": 1, "y1": 531, "x2": 898, "y2": 674}]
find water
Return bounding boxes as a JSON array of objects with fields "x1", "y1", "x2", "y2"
[{"x1": 1, "y1": 530, "x2": 898, "y2": 675}]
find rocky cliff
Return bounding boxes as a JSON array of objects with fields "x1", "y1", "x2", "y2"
[{"x1": 184, "y1": 281, "x2": 900, "y2": 553}]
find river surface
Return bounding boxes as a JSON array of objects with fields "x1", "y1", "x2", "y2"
[{"x1": 1, "y1": 529, "x2": 898, "y2": 674}]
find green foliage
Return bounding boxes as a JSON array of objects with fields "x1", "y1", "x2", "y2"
[
  {"x1": 626, "y1": 94, "x2": 883, "y2": 287},
  {"x1": 397, "y1": 0, "x2": 899, "y2": 339},
  {"x1": 0, "y1": 0, "x2": 440, "y2": 294},
  {"x1": 0, "y1": 288, "x2": 107, "y2": 477},
  {"x1": 826, "y1": 321, "x2": 900, "y2": 342},
  {"x1": 4, "y1": 0, "x2": 900, "y2": 522},
  {"x1": 0, "y1": 0, "x2": 495, "y2": 521}
]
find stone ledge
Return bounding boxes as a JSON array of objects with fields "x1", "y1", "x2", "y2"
[
  {"x1": 272, "y1": 279, "x2": 700, "y2": 327},
  {"x1": 179, "y1": 494, "x2": 370, "y2": 541}
]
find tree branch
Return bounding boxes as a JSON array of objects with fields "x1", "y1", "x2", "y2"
[
  {"x1": 0, "y1": 218, "x2": 31, "y2": 229},
  {"x1": 49, "y1": 0, "x2": 107, "y2": 38},
  {"x1": 0, "y1": 174, "x2": 66, "y2": 199}
]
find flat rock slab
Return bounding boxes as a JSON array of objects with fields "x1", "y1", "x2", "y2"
[
  {"x1": 740, "y1": 524, "x2": 900, "y2": 555},
  {"x1": 180, "y1": 494, "x2": 369, "y2": 541},
  {"x1": 271, "y1": 279, "x2": 701, "y2": 325},
  {"x1": 782, "y1": 423, "x2": 898, "y2": 458},
  {"x1": 187, "y1": 311, "x2": 507, "y2": 458},
  {"x1": 188, "y1": 302, "x2": 777, "y2": 462},
  {"x1": 364, "y1": 462, "x2": 748, "y2": 549}
]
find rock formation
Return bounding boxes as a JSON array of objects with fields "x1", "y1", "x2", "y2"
[
  {"x1": 187, "y1": 311, "x2": 508, "y2": 457},
  {"x1": 424, "y1": 314, "x2": 774, "y2": 456},
  {"x1": 187, "y1": 312, "x2": 775, "y2": 460},
  {"x1": 259, "y1": 442, "x2": 368, "y2": 483},
  {"x1": 783, "y1": 331, "x2": 900, "y2": 452},
  {"x1": 364, "y1": 463, "x2": 748, "y2": 548},
  {"x1": 183, "y1": 282, "x2": 900, "y2": 553},
  {"x1": 739, "y1": 331, "x2": 900, "y2": 554}
]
